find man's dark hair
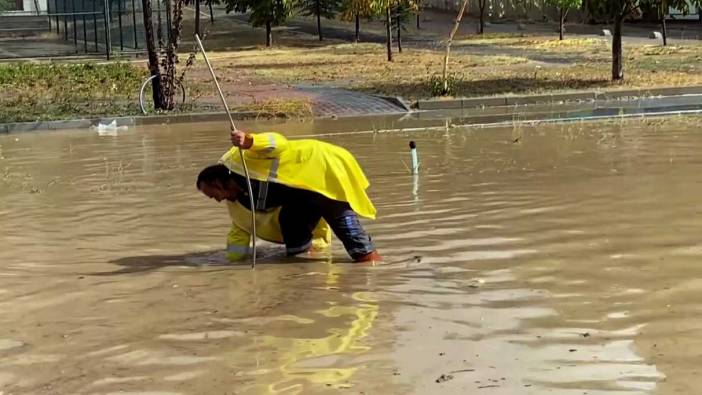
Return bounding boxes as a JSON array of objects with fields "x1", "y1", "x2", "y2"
[{"x1": 196, "y1": 164, "x2": 232, "y2": 190}]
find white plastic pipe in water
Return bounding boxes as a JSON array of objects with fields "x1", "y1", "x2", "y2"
[{"x1": 409, "y1": 141, "x2": 419, "y2": 175}]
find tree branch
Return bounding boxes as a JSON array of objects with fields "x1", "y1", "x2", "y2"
[{"x1": 622, "y1": 0, "x2": 636, "y2": 18}]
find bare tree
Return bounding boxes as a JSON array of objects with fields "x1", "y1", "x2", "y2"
[{"x1": 441, "y1": 0, "x2": 469, "y2": 94}]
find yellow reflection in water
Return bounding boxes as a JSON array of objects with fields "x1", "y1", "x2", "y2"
[{"x1": 265, "y1": 266, "x2": 379, "y2": 394}]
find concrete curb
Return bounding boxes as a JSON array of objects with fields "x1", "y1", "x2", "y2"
[
  {"x1": 0, "y1": 111, "x2": 267, "y2": 134},
  {"x1": 2, "y1": 88, "x2": 701, "y2": 134},
  {"x1": 416, "y1": 86, "x2": 702, "y2": 111},
  {"x1": 375, "y1": 95, "x2": 413, "y2": 112}
]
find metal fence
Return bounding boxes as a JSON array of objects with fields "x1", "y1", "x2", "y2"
[{"x1": 0, "y1": 0, "x2": 176, "y2": 60}]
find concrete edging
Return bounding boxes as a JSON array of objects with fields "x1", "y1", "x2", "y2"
[
  {"x1": 0, "y1": 111, "x2": 266, "y2": 134},
  {"x1": 3, "y1": 88, "x2": 702, "y2": 134},
  {"x1": 374, "y1": 95, "x2": 413, "y2": 112},
  {"x1": 416, "y1": 86, "x2": 702, "y2": 111}
]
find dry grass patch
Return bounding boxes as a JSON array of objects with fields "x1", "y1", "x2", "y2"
[
  {"x1": 237, "y1": 97, "x2": 314, "y2": 119},
  {"x1": 203, "y1": 38, "x2": 702, "y2": 99},
  {"x1": 220, "y1": 43, "x2": 528, "y2": 89}
]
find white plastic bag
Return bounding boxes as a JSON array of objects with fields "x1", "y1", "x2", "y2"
[{"x1": 94, "y1": 120, "x2": 128, "y2": 136}]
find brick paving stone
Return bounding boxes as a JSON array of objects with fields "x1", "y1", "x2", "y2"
[{"x1": 295, "y1": 87, "x2": 407, "y2": 117}]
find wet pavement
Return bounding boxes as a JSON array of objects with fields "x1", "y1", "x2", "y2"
[{"x1": 2, "y1": 115, "x2": 702, "y2": 394}]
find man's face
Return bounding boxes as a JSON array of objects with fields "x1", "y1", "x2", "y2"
[{"x1": 200, "y1": 180, "x2": 237, "y2": 203}]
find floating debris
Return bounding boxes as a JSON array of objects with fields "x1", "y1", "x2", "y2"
[
  {"x1": 94, "y1": 120, "x2": 128, "y2": 136},
  {"x1": 436, "y1": 374, "x2": 454, "y2": 383}
]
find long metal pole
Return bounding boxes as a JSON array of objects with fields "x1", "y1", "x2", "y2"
[{"x1": 194, "y1": 34, "x2": 257, "y2": 268}]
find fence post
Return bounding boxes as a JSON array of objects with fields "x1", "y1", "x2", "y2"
[
  {"x1": 55, "y1": 0, "x2": 60, "y2": 34},
  {"x1": 72, "y1": 0, "x2": 78, "y2": 49},
  {"x1": 82, "y1": 0, "x2": 87, "y2": 52},
  {"x1": 103, "y1": 0, "x2": 112, "y2": 59},
  {"x1": 63, "y1": 0, "x2": 68, "y2": 40},
  {"x1": 93, "y1": 0, "x2": 98, "y2": 51},
  {"x1": 131, "y1": 0, "x2": 137, "y2": 48},
  {"x1": 47, "y1": 0, "x2": 53, "y2": 32},
  {"x1": 117, "y1": 0, "x2": 123, "y2": 50}
]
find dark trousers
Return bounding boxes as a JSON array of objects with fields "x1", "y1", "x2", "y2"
[{"x1": 278, "y1": 190, "x2": 375, "y2": 260}]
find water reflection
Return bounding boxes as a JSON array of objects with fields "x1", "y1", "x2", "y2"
[{"x1": 2, "y1": 117, "x2": 702, "y2": 393}]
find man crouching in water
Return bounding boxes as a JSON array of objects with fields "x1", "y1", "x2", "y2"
[{"x1": 197, "y1": 130, "x2": 381, "y2": 263}]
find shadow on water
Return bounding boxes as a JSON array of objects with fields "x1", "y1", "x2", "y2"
[
  {"x1": 97, "y1": 250, "x2": 233, "y2": 275},
  {"x1": 98, "y1": 248, "x2": 342, "y2": 276}
]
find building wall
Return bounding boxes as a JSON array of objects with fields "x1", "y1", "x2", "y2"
[{"x1": 20, "y1": 0, "x2": 47, "y2": 12}]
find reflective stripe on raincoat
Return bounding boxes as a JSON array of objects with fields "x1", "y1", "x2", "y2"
[
  {"x1": 225, "y1": 200, "x2": 332, "y2": 261},
  {"x1": 219, "y1": 132, "x2": 376, "y2": 219}
]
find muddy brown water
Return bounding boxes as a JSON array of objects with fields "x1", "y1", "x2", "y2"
[{"x1": 2, "y1": 117, "x2": 702, "y2": 394}]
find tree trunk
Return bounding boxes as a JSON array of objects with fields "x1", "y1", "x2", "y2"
[
  {"x1": 141, "y1": 0, "x2": 164, "y2": 109},
  {"x1": 442, "y1": 0, "x2": 469, "y2": 95},
  {"x1": 397, "y1": 14, "x2": 402, "y2": 52},
  {"x1": 612, "y1": 15, "x2": 624, "y2": 81},
  {"x1": 316, "y1": 0, "x2": 322, "y2": 41},
  {"x1": 479, "y1": 0, "x2": 485, "y2": 34},
  {"x1": 164, "y1": 0, "x2": 184, "y2": 110},
  {"x1": 582, "y1": 0, "x2": 591, "y2": 23},
  {"x1": 195, "y1": 0, "x2": 200, "y2": 36},
  {"x1": 559, "y1": 7, "x2": 564, "y2": 40},
  {"x1": 156, "y1": 0, "x2": 163, "y2": 46},
  {"x1": 386, "y1": 6, "x2": 393, "y2": 62},
  {"x1": 661, "y1": 7, "x2": 668, "y2": 46},
  {"x1": 266, "y1": 20, "x2": 272, "y2": 46},
  {"x1": 165, "y1": 0, "x2": 172, "y2": 43},
  {"x1": 355, "y1": 12, "x2": 360, "y2": 42},
  {"x1": 416, "y1": 12, "x2": 420, "y2": 29},
  {"x1": 208, "y1": 0, "x2": 213, "y2": 23}
]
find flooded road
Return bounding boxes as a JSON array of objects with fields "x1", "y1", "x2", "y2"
[{"x1": 2, "y1": 116, "x2": 702, "y2": 394}]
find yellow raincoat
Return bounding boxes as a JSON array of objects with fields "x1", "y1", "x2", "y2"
[
  {"x1": 219, "y1": 132, "x2": 376, "y2": 219},
  {"x1": 225, "y1": 200, "x2": 331, "y2": 261},
  {"x1": 220, "y1": 132, "x2": 376, "y2": 261}
]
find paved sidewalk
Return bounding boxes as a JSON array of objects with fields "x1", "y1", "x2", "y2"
[
  {"x1": 195, "y1": 79, "x2": 409, "y2": 117},
  {"x1": 296, "y1": 87, "x2": 407, "y2": 116}
]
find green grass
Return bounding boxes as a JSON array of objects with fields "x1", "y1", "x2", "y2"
[
  {"x1": 0, "y1": 62, "x2": 314, "y2": 123},
  {"x1": 0, "y1": 63, "x2": 147, "y2": 123}
]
